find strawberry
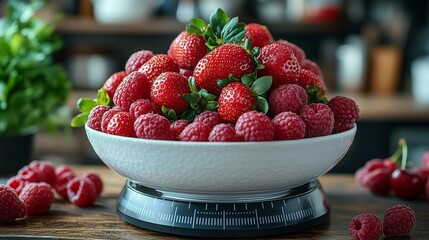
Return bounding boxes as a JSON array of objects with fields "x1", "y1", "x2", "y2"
[
  {"x1": 106, "y1": 112, "x2": 136, "y2": 137},
  {"x1": 278, "y1": 40, "x2": 306, "y2": 64},
  {"x1": 298, "y1": 68, "x2": 327, "y2": 94},
  {"x1": 258, "y1": 42, "x2": 300, "y2": 90},
  {"x1": 138, "y1": 54, "x2": 179, "y2": 85},
  {"x1": 103, "y1": 71, "x2": 127, "y2": 100},
  {"x1": 113, "y1": 71, "x2": 151, "y2": 111},
  {"x1": 300, "y1": 59, "x2": 323, "y2": 79},
  {"x1": 125, "y1": 50, "x2": 153, "y2": 74},
  {"x1": 151, "y1": 72, "x2": 190, "y2": 115},
  {"x1": 244, "y1": 23, "x2": 274, "y2": 49},
  {"x1": 168, "y1": 31, "x2": 207, "y2": 70},
  {"x1": 193, "y1": 44, "x2": 255, "y2": 96}
]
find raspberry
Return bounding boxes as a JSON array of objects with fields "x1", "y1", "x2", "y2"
[
  {"x1": 27, "y1": 160, "x2": 56, "y2": 186},
  {"x1": 360, "y1": 167, "x2": 391, "y2": 195},
  {"x1": 101, "y1": 107, "x2": 123, "y2": 133},
  {"x1": 19, "y1": 182, "x2": 54, "y2": 216},
  {"x1": 79, "y1": 173, "x2": 103, "y2": 196},
  {"x1": 179, "y1": 122, "x2": 212, "y2": 142},
  {"x1": 235, "y1": 111, "x2": 274, "y2": 141},
  {"x1": 170, "y1": 119, "x2": 190, "y2": 140},
  {"x1": 67, "y1": 177, "x2": 97, "y2": 207},
  {"x1": 134, "y1": 113, "x2": 172, "y2": 140},
  {"x1": 55, "y1": 164, "x2": 75, "y2": 177},
  {"x1": 7, "y1": 176, "x2": 28, "y2": 195},
  {"x1": 0, "y1": 185, "x2": 27, "y2": 222},
  {"x1": 209, "y1": 123, "x2": 241, "y2": 142},
  {"x1": 411, "y1": 167, "x2": 429, "y2": 184},
  {"x1": 300, "y1": 59, "x2": 322, "y2": 78},
  {"x1": 348, "y1": 213, "x2": 383, "y2": 240},
  {"x1": 17, "y1": 165, "x2": 44, "y2": 183},
  {"x1": 193, "y1": 111, "x2": 223, "y2": 129},
  {"x1": 113, "y1": 71, "x2": 151, "y2": 111},
  {"x1": 355, "y1": 159, "x2": 385, "y2": 185},
  {"x1": 125, "y1": 50, "x2": 154, "y2": 74},
  {"x1": 383, "y1": 204, "x2": 416, "y2": 237},
  {"x1": 103, "y1": 71, "x2": 127, "y2": 100},
  {"x1": 300, "y1": 103, "x2": 334, "y2": 138},
  {"x1": 268, "y1": 84, "x2": 307, "y2": 116},
  {"x1": 129, "y1": 99, "x2": 161, "y2": 118},
  {"x1": 54, "y1": 171, "x2": 76, "y2": 200},
  {"x1": 422, "y1": 151, "x2": 429, "y2": 169},
  {"x1": 87, "y1": 105, "x2": 110, "y2": 131},
  {"x1": 328, "y1": 96, "x2": 360, "y2": 133},
  {"x1": 272, "y1": 112, "x2": 306, "y2": 140},
  {"x1": 279, "y1": 40, "x2": 306, "y2": 63},
  {"x1": 107, "y1": 112, "x2": 136, "y2": 137}
]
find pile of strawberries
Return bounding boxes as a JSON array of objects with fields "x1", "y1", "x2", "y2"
[
  {"x1": 72, "y1": 8, "x2": 359, "y2": 141},
  {"x1": 0, "y1": 161, "x2": 103, "y2": 222},
  {"x1": 356, "y1": 139, "x2": 429, "y2": 200}
]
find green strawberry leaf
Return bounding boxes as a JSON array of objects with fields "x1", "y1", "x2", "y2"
[
  {"x1": 221, "y1": 17, "x2": 246, "y2": 44},
  {"x1": 70, "y1": 112, "x2": 88, "y2": 127},
  {"x1": 209, "y1": 8, "x2": 229, "y2": 36},
  {"x1": 186, "y1": 18, "x2": 207, "y2": 36},
  {"x1": 241, "y1": 74, "x2": 255, "y2": 87},
  {"x1": 206, "y1": 100, "x2": 219, "y2": 111},
  {"x1": 179, "y1": 108, "x2": 196, "y2": 122},
  {"x1": 161, "y1": 106, "x2": 178, "y2": 121},
  {"x1": 77, "y1": 98, "x2": 97, "y2": 113},
  {"x1": 252, "y1": 76, "x2": 272, "y2": 95},
  {"x1": 188, "y1": 77, "x2": 199, "y2": 93},
  {"x1": 97, "y1": 88, "x2": 110, "y2": 106},
  {"x1": 256, "y1": 96, "x2": 269, "y2": 114},
  {"x1": 217, "y1": 79, "x2": 231, "y2": 88},
  {"x1": 306, "y1": 86, "x2": 329, "y2": 104},
  {"x1": 200, "y1": 90, "x2": 216, "y2": 101}
]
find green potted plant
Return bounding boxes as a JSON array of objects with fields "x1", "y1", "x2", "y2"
[{"x1": 0, "y1": 0, "x2": 71, "y2": 175}]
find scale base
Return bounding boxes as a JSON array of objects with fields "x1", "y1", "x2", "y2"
[{"x1": 116, "y1": 180, "x2": 330, "y2": 238}]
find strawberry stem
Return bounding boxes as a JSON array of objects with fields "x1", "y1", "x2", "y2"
[{"x1": 399, "y1": 138, "x2": 408, "y2": 170}]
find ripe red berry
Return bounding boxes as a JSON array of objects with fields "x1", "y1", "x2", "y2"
[
  {"x1": 278, "y1": 40, "x2": 306, "y2": 64},
  {"x1": 106, "y1": 112, "x2": 136, "y2": 137},
  {"x1": 300, "y1": 59, "x2": 323, "y2": 79},
  {"x1": 28, "y1": 160, "x2": 56, "y2": 186},
  {"x1": 79, "y1": 173, "x2": 103, "y2": 196},
  {"x1": 235, "y1": 111, "x2": 274, "y2": 141},
  {"x1": 103, "y1": 71, "x2": 127, "y2": 100},
  {"x1": 179, "y1": 122, "x2": 212, "y2": 142},
  {"x1": 67, "y1": 177, "x2": 97, "y2": 207},
  {"x1": 54, "y1": 171, "x2": 76, "y2": 200},
  {"x1": 209, "y1": 123, "x2": 241, "y2": 142},
  {"x1": 328, "y1": 96, "x2": 360, "y2": 133},
  {"x1": 138, "y1": 54, "x2": 179, "y2": 85},
  {"x1": 6, "y1": 176, "x2": 28, "y2": 195},
  {"x1": 383, "y1": 204, "x2": 416, "y2": 238},
  {"x1": 297, "y1": 68, "x2": 326, "y2": 94},
  {"x1": 87, "y1": 105, "x2": 110, "y2": 131},
  {"x1": 272, "y1": 112, "x2": 306, "y2": 140},
  {"x1": 17, "y1": 165, "x2": 44, "y2": 183},
  {"x1": 125, "y1": 50, "x2": 154, "y2": 74},
  {"x1": 129, "y1": 99, "x2": 161, "y2": 118},
  {"x1": 422, "y1": 151, "x2": 429, "y2": 169},
  {"x1": 391, "y1": 169, "x2": 425, "y2": 200},
  {"x1": 268, "y1": 84, "x2": 307, "y2": 116},
  {"x1": 348, "y1": 213, "x2": 383, "y2": 240},
  {"x1": 170, "y1": 119, "x2": 190, "y2": 140},
  {"x1": 168, "y1": 31, "x2": 207, "y2": 70},
  {"x1": 0, "y1": 185, "x2": 27, "y2": 222},
  {"x1": 19, "y1": 182, "x2": 54, "y2": 216},
  {"x1": 55, "y1": 164, "x2": 75, "y2": 177},
  {"x1": 411, "y1": 167, "x2": 429, "y2": 184},
  {"x1": 134, "y1": 113, "x2": 172, "y2": 140},
  {"x1": 113, "y1": 71, "x2": 151, "y2": 111},
  {"x1": 361, "y1": 167, "x2": 392, "y2": 196},
  {"x1": 244, "y1": 23, "x2": 274, "y2": 49},
  {"x1": 426, "y1": 178, "x2": 429, "y2": 201},
  {"x1": 218, "y1": 82, "x2": 256, "y2": 123},
  {"x1": 194, "y1": 111, "x2": 223, "y2": 129},
  {"x1": 299, "y1": 103, "x2": 334, "y2": 138},
  {"x1": 101, "y1": 107, "x2": 123, "y2": 133}
]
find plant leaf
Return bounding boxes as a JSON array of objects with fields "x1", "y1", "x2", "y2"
[
  {"x1": 77, "y1": 98, "x2": 97, "y2": 113},
  {"x1": 97, "y1": 88, "x2": 110, "y2": 106},
  {"x1": 252, "y1": 76, "x2": 272, "y2": 95},
  {"x1": 70, "y1": 112, "x2": 88, "y2": 127},
  {"x1": 256, "y1": 96, "x2": 269, "y2": 114}
]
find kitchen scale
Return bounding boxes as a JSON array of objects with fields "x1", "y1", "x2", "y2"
[{"x1": 116, "y1": 179, "x2": 329, "y2": 238}]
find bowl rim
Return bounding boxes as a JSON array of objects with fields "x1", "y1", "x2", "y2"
[{"x1": 85, "y1": 123, "x2": 357, "y2": 146}]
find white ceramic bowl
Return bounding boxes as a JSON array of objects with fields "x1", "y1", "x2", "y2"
[{"x1": 85, "y1": 124, "x2": 356, "y2": 196}]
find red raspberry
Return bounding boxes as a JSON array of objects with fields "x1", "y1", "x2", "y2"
[
  {"x1": 355, "y1": 159, "x2": 385, "y2": 185},
  {"x1": 7, "y1": 176, "x2": 29, "y2": 195},
  {"x1": 279, "y1": 40, "x2": 306, "y2": 63},
  {"x1": 300, "y1": 103, "x2": 334, "y2": 138},
  {"x1": 170, "y1": 119, "x2": 190, "y2": 140},
  {"x1": 272, "y1": 112, "x2": 306, "y2": 140},
  {"x1": 28, "y1": 161, "x2": 56, "y2": 186},
  {"x1": 360, "y1": 167, "x2": 391, "y2": 196},
  {"x1": 129, "y1": 99, "x2": 161, "y2": 118},
  {"x1": 101, "y1": 107, "x2": 123, "y2": 133},
  {"x1": 179, "y1": 122, "x2": 212, "y2": 142},
  {"x1": 125, "y1": 50, "x2": 154, "y2": 74},
  {"x1": 300, "y1": 59, "x2": 322, "y2": 78},
  {"x1": 87, "y1": 105, "x2": 110, "y2": 131},
  {"x1": 235, "y1": 111, "x2": 274, "y2": 141},
  {"x1": 0, "y1": 185, "x2": 27, "y2": 222},
  {"x1": 107, "y1": 112, "x2": 136, "y2": 137},
  {"x1": 134, "y1": 113, "x2": 172, "y2": 140},
  {"x1": 411, "y1": 167, "x2": 429, "y2": 184},
  {"x1": 298, "y1": 68, "x2": 326, "y2": 94},
  {"x1": 55, "y1": 164, "x2": 75, "y2": 177},
  {"x1": 103, "y1": 71, "x2": 127, "y2": 100},
  {"x1": 54, "y1": 171, "x2": 76, "y2": 200},
  {"x1": 209, "y1": 123, "x2": 241, "y2": 142},
  {"x1": 67, "y1": 177, "x2": 97, "y2": 207},
  {"x1": 383, "y1": 204, "x2": 416, "y2": 238},
  {"x1": 113, "y1": 71, "x2": 151, "y2": 111},
  {"x1": 328, "y1": 96, "x2": 360, "y2": 133},
  {"x1": 269, "y1": 84, "x2": 307, "y2": 116},
  {"x1": 19, "y1": 182, "x2": 54, "y2": 215},
  {"x1": 17, "y1": 165, "x2": 44, "y2": 183},
  {"x1": 79, "y1": 173, "x2": 103, "y2": 196},
  {"x1": 422, "y1": 151, "x2": 429, "y2": 169},
  {"x1": 348, "y1": 213, "x2": 383, "y2": 240},
  {"x1": 193, "y1": 111, "x2": 223, "y2": 129},
  {"x1": 244, "y1": 23, "x2": 274, "y2": 49}
]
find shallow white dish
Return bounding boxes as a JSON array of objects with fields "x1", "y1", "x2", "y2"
[{"x1": 85, "y1": 124, "x2": 356, "y2": 196}]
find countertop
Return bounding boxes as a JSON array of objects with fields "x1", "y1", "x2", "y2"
[{"x1": 1, "y1": 166, "x2": 428, "y2": 239}]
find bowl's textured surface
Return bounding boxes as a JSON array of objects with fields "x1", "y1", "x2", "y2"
[{"x1": 86, "y1": 124, "x2": 356, "y2": 194}]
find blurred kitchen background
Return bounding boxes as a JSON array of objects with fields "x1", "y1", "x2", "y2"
[{"x1": 1, "y1": 0, "x2": 428, "y2": 173}]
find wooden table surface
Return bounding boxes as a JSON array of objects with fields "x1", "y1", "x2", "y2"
[{"x1": 1, "y1": 165, "x2": 428, "y2": 239}]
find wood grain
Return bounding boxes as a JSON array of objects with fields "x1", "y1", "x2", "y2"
[{"x1": 1, "y1": 166, "x2": 428, "y2": 239}]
